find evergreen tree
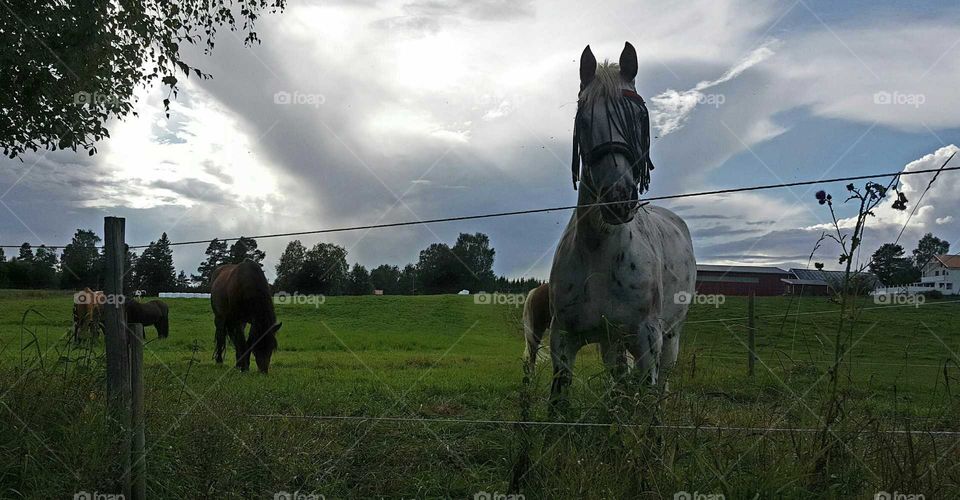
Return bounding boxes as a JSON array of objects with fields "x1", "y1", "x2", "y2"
[
  {"x1": 124, "y1": 245, "x2": 139, "y2": 295},
  {"x1": 870, "y1": 243, "x2": 918, "y2": 286},
  {"x1": 134, "y1": 233, "x2": 176, "y2": 295},
  {"x1": 228, "y1": 236, "x2": 266, "y2": 266},
  {"x1": 17, "y1": 243, "x2": 33, "y2": 262},
  {"x1": 0, "y1": 247, "x2": 6, "y2": 288},
  {"x1": 60, "y1": 229, "x2": 102, "y2": 289},
  {"x1": 175, "y1": 270, "x2": 191, "y2": 291},
  {"x1": 192, "y1": 238, "x2": 229, "y2": 290},
  {"x1": 33, "y1": 245, "x2": 59, "y2": 288}
]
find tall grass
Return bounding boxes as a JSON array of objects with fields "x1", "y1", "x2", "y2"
[{"x1": 1, "y1": 292, "x2": 959, "y2": 497}]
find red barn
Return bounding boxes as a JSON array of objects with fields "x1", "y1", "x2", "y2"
[{"x1": 695, "y1": 265, "x2": 793, "y2": 296}]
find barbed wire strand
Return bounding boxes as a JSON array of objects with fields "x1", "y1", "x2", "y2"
[
  {"x1": 4, "y1": 163, "x2": 959, "y2": 250},
  {"x1": 141, "y1": 411, "x2": 960, "y2": 436}
]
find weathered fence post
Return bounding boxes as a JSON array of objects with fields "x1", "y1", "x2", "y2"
[
  {"x1": 103, "y1": 216, "x2": 132, "y2": 498},
  {"x1": 747, "y1": 290, "x2": 756, "y2": 377},
  {"x1": 129, "y1": 322, "x2": 146, "y2": 500}
]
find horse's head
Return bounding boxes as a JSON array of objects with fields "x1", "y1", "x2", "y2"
[
  {"x1": 573, "y1": 42, "x2": 654, "y2": 225},
  {"x1": 252, "y1": 322, "x2": 281, "y2": 373}
]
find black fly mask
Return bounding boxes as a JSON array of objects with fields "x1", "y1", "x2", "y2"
[{"x1": 571, "y1": 43, "x2": 655, "y2": 195}]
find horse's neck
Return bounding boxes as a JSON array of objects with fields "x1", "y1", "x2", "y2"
[
  {"x1": 254, "y1": 309, "x2": 277, "y2": 332},
  {"x1": 573, "y1": 188, "x2": 613, "y2": 243}
]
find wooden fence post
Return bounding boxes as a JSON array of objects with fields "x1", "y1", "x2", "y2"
[
  {"x1": 747, "y1": 290, "x2": 756, "y2": 377},
  {"x1": 129, "y1": 322, "x2": 146, "y2": 500},
  {"x1": 103, "y1": 216, "x2": 131, "y2": 498}
]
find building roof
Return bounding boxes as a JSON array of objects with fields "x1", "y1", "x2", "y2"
[
  {"x1": 696, "y1": 264, "x2": 791, "y2": 275},
  {"x1": 933, "y1": 255, "x2": 960, "y2": 269},
  {"x1": 789, "y1": 268, "x2": 884, "y2": 289},
  {"x1": 782, "y1": 278, "x2": 829, "y2": 286}
]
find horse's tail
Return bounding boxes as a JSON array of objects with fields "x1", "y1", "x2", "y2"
[
  {"x1": 522, "y1": 287, "x2": 543, "y2": 371},
  {"x1": 158, "y1": 302, "x2": 170, "y2": 339}
]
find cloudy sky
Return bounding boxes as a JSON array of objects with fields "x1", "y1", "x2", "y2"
[{"x1": 3, "y1": 0, "x2": 960, "y2": 280}]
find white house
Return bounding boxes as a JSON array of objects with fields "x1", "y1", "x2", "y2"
[{"x1": 915, "y1": 255, "x2": 960, "y2": 295}]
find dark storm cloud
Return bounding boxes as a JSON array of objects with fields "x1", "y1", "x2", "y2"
[
  {"x1": 691, "y1": 224, "x2": 761, "y2": 238},
  {"x1": 402, "y1": 0, "x2": 535, "y2": 21},
  {"x1": 371, "y1": 16, "x2": 443, "y2": 36},
  {"x1": 684, "y1": 214, "x2": 734, "y2": 220},
  {"x1": 150, "y1": 178, "x2": 232, "y2": 205}
]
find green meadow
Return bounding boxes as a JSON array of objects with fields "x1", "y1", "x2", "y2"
[{"x1": 2, "y1": 290, "x2": 959, "y2": 498}]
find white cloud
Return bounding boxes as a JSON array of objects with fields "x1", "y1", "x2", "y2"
[
  {"x1": 650, "y1": 40, "x2": 779, "y2": 136},
  {"x1": 4, "y1": 0, "x2": 960, "y2": 279},
  {"x1": 702, "y1": 145, "x2": 960, "y2": 267}
]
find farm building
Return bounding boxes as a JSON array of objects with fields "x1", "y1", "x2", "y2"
[
  {"x1": 788, "y1": 268, "x2": 884, "y2": 296},
  {"x1": 903, "y1": 254, "x2": 960, "y2": 295},
  {"x1": 695, "y1": 265, "x2": 793, "y2": 296}
]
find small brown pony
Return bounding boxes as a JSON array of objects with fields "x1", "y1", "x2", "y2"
[
  {"x1": 72, "y1": 288, "x2": 105, "y2": 341},
  {"x1": 211, "y1": 260, "x2": 282, "y2": 373},
  {"x1": 125, "y1": 300, "x2": 170, "y2": 339}
]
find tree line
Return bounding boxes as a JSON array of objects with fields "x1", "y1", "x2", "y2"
[
  {"x1": 869, "y1": 232, "x2": 951, "y2": 286},
  {"x1": 0, "y1": 229, "x2": 542, "y2": 296}
]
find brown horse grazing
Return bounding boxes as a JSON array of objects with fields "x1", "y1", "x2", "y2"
[
  {"x1": 73, "y1": 288, "x2": 105, "y2": 341},
  {"x1": 210, "y1": 260, "x2": 282, "y2": 373},
  {"x1": 522, "y1": 283, "x2": 551, "y2": 372},
  {"x1": 125, "y1": 300, "x2": 170, "y2": 339}
]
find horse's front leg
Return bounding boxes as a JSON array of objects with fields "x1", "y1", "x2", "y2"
[
  {"x1": 228, "y1": 322, "x2": 250, "y2": 371},
  {"x1": 626, "y1": 319, "x2": 663, "y2": 385},
  {"x1": 549, "y1": 320, "x2": 581, "y2": 418},
  {"x1": 214, "y1": 317, "x2": 227, "y2": 364}
]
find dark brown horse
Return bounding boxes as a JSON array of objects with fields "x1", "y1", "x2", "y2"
[
  {"x1": 210, "y1": 260, "x2": 282, "y2": 373},
  {"x1": 125, "y1": 300, "x2": 170, "y2": 339}
]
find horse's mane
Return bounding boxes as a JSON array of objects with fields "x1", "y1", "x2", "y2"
[{"x1": 579, "y1": 61, "x2": 625, "y2": 105}]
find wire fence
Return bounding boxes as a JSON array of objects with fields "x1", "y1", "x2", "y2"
[
  {"x1": 130, "y1": 410, "x2": 960, "y2": 437},
  {"x1": 3, "y1": 162, "x2": 958, "y2": 250}
]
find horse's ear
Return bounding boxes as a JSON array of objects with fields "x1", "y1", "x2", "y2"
[
  {"x1": 619, "y1": 42, "x2": 638, "y2": 82},
  {"x1": 266, "y1": 322, "x2": 282, "y2": 337},
  {"x1": 580, "y1": 45, "x2": 597, "y2": 89}
]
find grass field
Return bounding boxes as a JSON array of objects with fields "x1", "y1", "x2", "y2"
[{"x1": 2, "y1": 290, "x2": 960, "y2": 498}]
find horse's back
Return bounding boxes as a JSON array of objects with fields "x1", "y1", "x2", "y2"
[{"x1": 210, "y1": 261, "x2": 272, "y2": 321}]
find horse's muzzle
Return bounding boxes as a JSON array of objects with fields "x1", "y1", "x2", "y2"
[
  {"x1": 601, "y1": 201, "x2": 637, "y2": 224},
  {"x1": 600, "y1": 188, "x2": 639, "y2": 225}
]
